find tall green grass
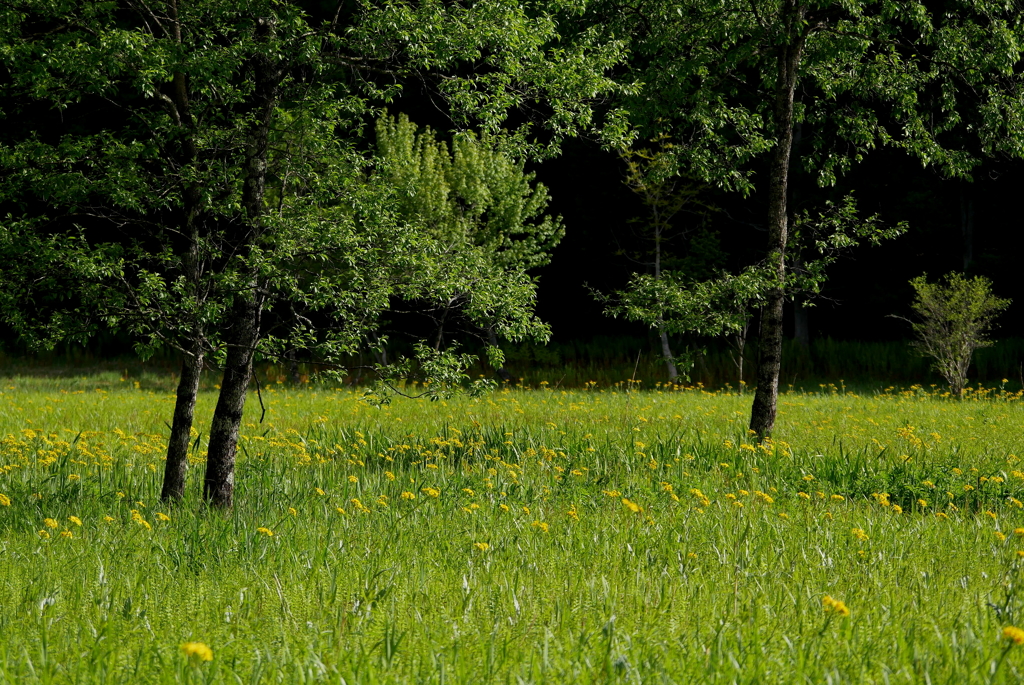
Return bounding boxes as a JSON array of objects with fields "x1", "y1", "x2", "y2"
[{"x1": 2, "y1": 379, "x2": 1024, "y2": 682}]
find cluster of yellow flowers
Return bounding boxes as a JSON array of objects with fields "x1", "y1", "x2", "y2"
[{"x1": 822, "y1": 595, "x2": 851, "y2": 617}]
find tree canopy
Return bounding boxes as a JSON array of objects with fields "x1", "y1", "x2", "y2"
[{"x1": 0, "y1": 0, "x2": 627, "y2": 506}]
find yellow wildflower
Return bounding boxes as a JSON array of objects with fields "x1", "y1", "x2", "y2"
[
  {"x1": 348, "y1": 475, "x2": 358, "y2": 483},
  {"x1": 60, "y1": 530, "x2": 73, "y2": 539},
  {"x1": 474, "y1": 542, "x2": 490, "y2": 552},
  {"x1": 851, "y1": 528, "x2": 869, "y2": 542},
  {"x1": 421, "y1": 487, "x2": 440, "y2": 498},
  {"x1": 798, "y1": 492, "x2": 811, "y2": 500},
  {"x1": 43, "y1": 518, "x2": 58, "y2": 529},
  {"x1": 401, "y1": 491, "x2": 415, "y2": 500},
  {"x1": 180, "y1": 642, "x2": 214, "y2": 661},
  {"x1": 830, "y1": 494, "x2": 845, "y2": 501},
  {"x1": 622, "y1": 498, "x2": 642, "y2": 514},
  {"x1": 1003, "y1": 626, "x2": 1024, "y2": 645},
  {"x1": 996, "y1": 531, "x2": 1008, "y2": 541},
  {"x1": 0, "y1": 493, "x2": 10, "y2": 506},
  {"x1": 68, "y1": 516, "x2": 82, "y2": 526},
  {"x1": 499, "y1": 504, "x2": 510, "y2": 513},
  {"x1": 288, "y1": 507, "x2": 297, "y2": 516},
  {"x1": 256, "y1": 527, "x2": 274, "y2": 536},
  {"x1": 822, "y1": 595, "x2": 850, "y2": 617},
  {"x1": 531, "y1": 521, "x2": 549, "y2": 533},
  {"x1": 38, "y1": 530, "x2": 50, "y2": 539},
  {"x1": 155, "y1": 512, "x2": 170, "y2": 522}
]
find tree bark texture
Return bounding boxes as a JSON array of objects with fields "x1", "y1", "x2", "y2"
[
  {"x1": 203, "y1": 297, "x2": 260, "y2": 507},
  {"x1": 749, "y1": 2, "x2": 805, "y2": 438},
  {"x1": 161, "y1": 351, "x2": 203, "y2": 501},
  {"x1": 159, "y1": 3, "x2": 208, "y2": 502},
  {"x1": 202, "y1": 16, "x2": 279, "y2": 507}
]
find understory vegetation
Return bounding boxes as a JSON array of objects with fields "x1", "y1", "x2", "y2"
[{"x1": 2, "y1": 378, "x2": 1024, "y2": 682}]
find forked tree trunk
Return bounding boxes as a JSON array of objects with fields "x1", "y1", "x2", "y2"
[
  {"x1": 749, "y1": 1, "x2": 805, "y2": 438},
  {"x1": 161, "y1": 351, "x2": 203, "y2": 501},
  {"x1": 203, "y1": 296, "x2": 261, "y2": 507}
]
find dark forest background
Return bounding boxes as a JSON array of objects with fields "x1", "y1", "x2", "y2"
[{"x1": 3, "y1": 94, "x2": 1023, "y2": 389}]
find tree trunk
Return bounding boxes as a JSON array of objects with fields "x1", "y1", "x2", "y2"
[
  {"x1": 160, "y1": 0, "x2": 208, "y2": 504},
  {"x1": 203, "y1": 297, "x2": 260, "y2": 507},
  {"x1": 749, "y1": 3, "x2": 805, "y2": 438},
  {"x1": 161, "y1": 351, "x2": 203, "y2": 501},
  {"x1": 202, "y1": 15, "x2": 279, "y2": 507},
  {"x1": 730, "y1": 313, "x2": 749, "y2": 390},
  {"x1": 658, "y1": 325, "x2": 678, "y2": 382}
]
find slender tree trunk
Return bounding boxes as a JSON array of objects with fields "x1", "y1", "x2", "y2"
[
  {"x1": 658, "y1": 325, "x2": 678, "y2": 382},
  {"x1": 204, "y1": 297, "x2": 261, "y2": 507},
  {"x1": 749, "y1": 3, "x2": 805, "y2": 438},
  {"x1": 202, "y1": 15, "x2": 279, "y2": 507},
  {"x1": 652, "y1": 214, "x2": 678, "y2": 382},
  {"x1": 160, "y1": 0, "x2": 209, "y2": 503},
  {"x1": 730, "y1": 313, "x2": 749, "y2": 390},
  {"x1": 161, "y1": 350, "x2": 203, "y2": 501}
]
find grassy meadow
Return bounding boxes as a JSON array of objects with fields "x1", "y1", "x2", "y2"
[{"x1": 3, "y1": 374, "x2": 1024, "y2": 682}]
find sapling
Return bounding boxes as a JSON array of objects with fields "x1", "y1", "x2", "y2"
[{"x1": 903, "y1": 273, "x2": 1010, "y2": 398}]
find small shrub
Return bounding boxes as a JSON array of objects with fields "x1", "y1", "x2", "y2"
[{"x1": 904, "y1": 272, "x2": 1010, "y2": 397}]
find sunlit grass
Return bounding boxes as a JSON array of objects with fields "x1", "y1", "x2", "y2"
[{"x1": 2, "y1": 377, "x2": 1024, "y2": 682}]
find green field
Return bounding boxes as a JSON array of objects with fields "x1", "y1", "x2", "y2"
[{"x1": 3, "y1": 376, "x2": 1024, "y2": 683}]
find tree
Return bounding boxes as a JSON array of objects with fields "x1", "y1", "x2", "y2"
[
  {"x1": 373, "y1": 113, "x2": 564, "y2": 377},
  {"x1": 0, "y1": 0, "x2": 626, "y2": 506},
  {"x1": 588, "y1": 0, "x2": 1024, "y2": 436},
  {"x1": 613, "y1": 137, "x2": 720, "y2": 382},
  {"x1": 903, "y1": 273, "x2": 1010, "y2": 398}
]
